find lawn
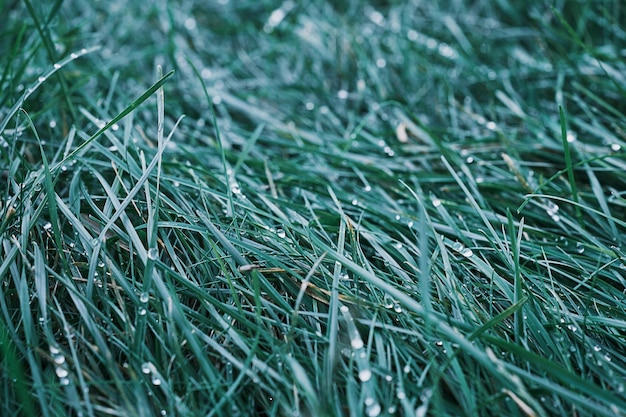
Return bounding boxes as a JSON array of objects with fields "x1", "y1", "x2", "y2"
[{"x1": 1, "y1": 0, "x2": 625, "y2": 416}]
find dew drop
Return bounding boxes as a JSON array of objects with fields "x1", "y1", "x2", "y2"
[
  {"x1": 351, "y1": 338, "x2": 364, "y2": 350},
  {"x1": 452, "y1": 242, "x2": 464, "y2": 252},
  {"x1": 139, "y1": 292, "x2": 149, "y2": 303},
  {"x1": 43, "y1": 222, "x2": 52, "y2": 231},
  {"x1": 363, "y1": 185, "x2": 371, "y2": 192},
  {"x1": 151, "y1": 375, "x2": 162, "y2": 386},
  {"x1": 366, "y1": 402, "x2": 381, "y2": 417},
  {"x1": 53, "y1": 63, "x2": 62, "y2": 69},
  {"x1": 38, "y1": 76, "x2": 47, "y2": 83},
  {"x1": 60, "y1": 377, "x2": 70, "y2": 386},
  {"x1": 575, "y1": 242, "x2": 584, "y2": 253},
  {"x1": 55, "y1": 367, "x2": 69, "y2": 378},
  {"x1": 432, "y1": 198, "x2": 441, "y2": 207},
  {"x1": 610, "y1": 143, "x2": 621, "y2": 152},
  {"x1": 276, "y1": 228, "x2": 286, "y2": 238},
  {"x1": 147, "y1": 248, "x2": 159, "y2": 260},
  {"x1": 566, "y1": 130, "x2": 577, "y2": 143},
  {"x1": 54, "y1": 355, "x2": 66, "y2": 365},
  {"x1": 141, "y1": 363, "x2": 151, "y2": 374},
  {"x1": 358, "y1": 369, "x2": 372, "y2": 382},
  {"x1": 461, "y1": 248, "x2": 474, "y2": 257},
  {"x1": 139, "y1": 308, "x2": 147, "y2": 316},
  {"x1": 337, "y1": 90, "x2": 349, "y2": 99}
]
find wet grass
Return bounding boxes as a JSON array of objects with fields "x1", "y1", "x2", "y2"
[{"x1": 1, "y1": 0, "x2": 626, "y2": 416}]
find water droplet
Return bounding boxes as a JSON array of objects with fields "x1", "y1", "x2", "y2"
[
  {"x1": 393, "y1": 303, "x2": 403, "y2": 313},
  {"x1": 452, "y1": 242, "x2": 464, "y2": 252},
  {"x1": 407, "y1": 220, "x2": 414, "y2": 228},
  {"x1": 70, "y1": 53, "x2": 78, "y2": 59},
  {"x1": 358, "y1": 369, "x2": 372, "y2": 382},
  {"x1": 38, "y1": 76, "x2": 47, "y2": 83},
  {"x1": 566, "y1": 130, "x2": 577, "y2": 143},
  {"x1": 140, "y1": 292, "x2": 149, "y2": 303},
  {"x1": 461, "y1": 247, "x2": 473, "y2": 257},
  {"x1": 60, "y1": 377, "x2": 70, "y2": 386},
  {"x1": 337, "y1": 90, "x2": 349, "y2": 99},
  {"x1": 54, "y1": 354, "x2": 66, "y2": 365},
  {"x1": 610, "y1": 143, "x2": 621, "y2": 152},
  {"x1": 141, "y1": 363, "x2": 151, "y2": 374},
  {"x1": 394, "y1": 242, "x2": 403, "y2": 249},
  {"x1": 575, "y1": 242, "x2": 584, "y2": 253},
  {"x1": 366, "y1": 402, "x2": 381, "y2": 417},
  {"x1": 147, "y1": 248, "x2": 159, "y2": 260},
  {"x1": 351, "y1": 338, "x2": 364, "y2": 350},
  {"x1": 55, "y1": 367, "x2": 69, "y2": 378},
  {"x1": 376, "y1": 58, "x2": 386, "y2": 68},
  {"x1": 276, "y1": 228, "x2": 286, "y2": 238},
  {"x1": 151, "y1": 375, "x2": 162, "y2": 386},
  {"x1": 43, "y1": 222, "x2": 52, "y2": 231},
  {"x1": 593, "y1": 345, "x2": 602, "y2": 352},
  {"x1": 230, "y1": 183, "x2": 241, "y2": 194},
  {"x1": 363, "y1": 185, "x2": 371, "y2": 192},
  {"x1": 351, "y1": 198, "x2": 359, "y2": 205},
  {"x1": 139, "y1": 308, "x2": 147, "y2": 316},
  {"x1": 53, "y1": 63, "x2": 62, "y2": 69},
  {"x1": 397, "y1": 390, "x2": 406, "y2": 400},
  {"x1": 432, "y1": 198, "x2": 441, "y2": 207}
]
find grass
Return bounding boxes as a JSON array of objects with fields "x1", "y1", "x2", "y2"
[{"x1": 1, "y1": 0, "x2": 626, "y2": 416}]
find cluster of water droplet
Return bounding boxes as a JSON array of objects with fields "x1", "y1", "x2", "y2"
[
  {"x1": 141, "y1": 361, "x2": 163, "y2": 386},
  {"x1": 49, "y1": 345, "x2": 70, "y2": 386},
  {"x1": 451, "y1": 241, "x2": 473, "y2": 258}
]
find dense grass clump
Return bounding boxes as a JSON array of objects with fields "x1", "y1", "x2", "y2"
[{"x1": 1, "y1": 0, "x2": 626, "y2": 416}]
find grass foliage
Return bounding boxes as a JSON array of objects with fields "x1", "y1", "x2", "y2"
[{"x1": 1, "y1": 0, "x2": 626, "y2": 416}]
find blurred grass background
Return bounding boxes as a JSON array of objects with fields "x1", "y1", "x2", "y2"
[{"x1": 1, "y1": 0, "x2": 626, "y2": 416}]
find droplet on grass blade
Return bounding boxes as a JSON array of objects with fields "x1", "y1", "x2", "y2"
[
  {"x1": 141, "y1": 363, "x2": 151, "y2": 374},
  {"x1": 366, "y1": 401, "x2": 381, "y2": 417},
  {"x1": 55, "y1": 367, "x2": 69, "y2": 378},
  {"x1": 147, "y1": 248, "x2": 159, "y2": 260},
  {"x1": 358, "y1": 369, "x2": 372, "y2": 382}
]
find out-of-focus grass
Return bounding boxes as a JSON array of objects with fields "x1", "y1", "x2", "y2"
[{"x1": 1, "y1": 0, "x2": 625, "y2": 416}]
